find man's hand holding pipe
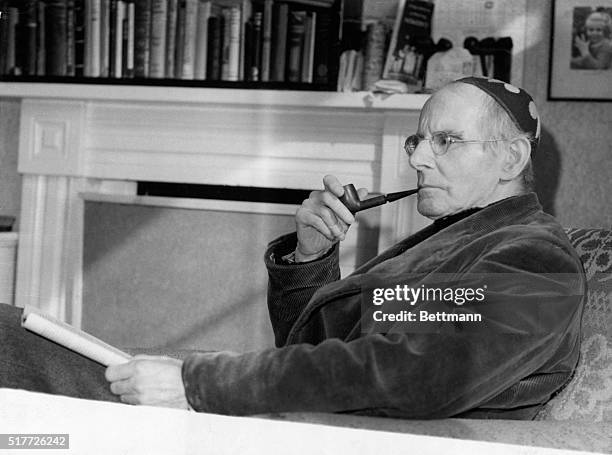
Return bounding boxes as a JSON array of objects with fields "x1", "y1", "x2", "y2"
[{"x1": 294, "y1": 175, "x2": 368, "y2": 262}]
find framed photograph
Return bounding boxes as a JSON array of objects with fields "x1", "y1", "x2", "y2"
[{"x1": 548, "y1": 0, "x2": 612, "y2": 100}]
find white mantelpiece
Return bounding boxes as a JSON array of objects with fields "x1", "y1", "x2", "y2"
[{"x1": 1, "y1": 84, "x2": 430, "y2": 326}]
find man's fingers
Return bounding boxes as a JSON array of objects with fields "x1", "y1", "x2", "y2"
[
  {"x1": 109, "y1": 379, "x2": 133, "y2": 396},
  {"x1": 357, "y1": 188, "x2": 369, "y2": 200},
  {"x1": 119, "y1": 394, "x2": 140, "y2": 405},
  {"x1": 322, "y1": 174, "x2": 344, "y2": 197},
  {"x1": 105, "y1": 362, "x2": 134, "y2": 382},
  {"x1": 319, "y1": 190, "x2": 355, "y2": 225}
]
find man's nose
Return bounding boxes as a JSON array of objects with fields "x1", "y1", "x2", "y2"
[{"x1": 408, "y1": 140, "x2": 435, "y2": 170}]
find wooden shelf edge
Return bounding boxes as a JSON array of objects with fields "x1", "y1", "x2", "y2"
[{"x1": 0, "y1": 82, "x2": 429, "y2": 110}]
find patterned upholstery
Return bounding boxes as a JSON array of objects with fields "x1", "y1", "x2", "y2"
[{"x1": 536, "y1": 228, "x2": 612, "y2": 421}]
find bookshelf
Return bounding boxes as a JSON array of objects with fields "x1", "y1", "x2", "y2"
[{"x1": 0, "y1": 0, "x2": 343, "y2": 90}]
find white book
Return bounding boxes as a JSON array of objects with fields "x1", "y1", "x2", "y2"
[
  {"x1": 226, "y1": 6, "x2": 241, "y2": 81},
  {"x1": 114, "y1": 0, "x2": 125, "y2": 78},
  {"x1": 194, "y1": 0, "x2": 212, "y2": 80},
  {"x1": 180, "y1": 0, "x2": 199, "y2": 79},
  {"x1": 301, "y1": 11, "x2": 316, "y2": 83},
  {"x1": 125, "y1": 0, "x2": 135, "y2": 77},
  {"x1": 91, "y1": 0, "x2": 101, "y2": 76},
  {"x1": 21, "y1": 306, "x2": 131, "y2": 366}
]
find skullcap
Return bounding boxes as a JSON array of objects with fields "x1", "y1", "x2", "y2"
[{"x1": 455, "y1": 76, "x2": 540, "y2": 154}]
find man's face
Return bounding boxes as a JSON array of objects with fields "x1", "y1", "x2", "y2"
[{"x1": 409, "y1": 85, "x2": 505, "y2": 219}]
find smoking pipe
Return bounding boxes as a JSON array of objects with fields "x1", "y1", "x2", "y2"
[{"x1": 339, "y1": 184, "x2": 418, "y2": 214}]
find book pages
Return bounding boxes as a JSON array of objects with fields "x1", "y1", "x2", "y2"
[{"x1": 21, "y1": 306, "x2": 132, "y2": 366}]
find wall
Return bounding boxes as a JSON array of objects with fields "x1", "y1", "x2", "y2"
[
  {"x1": 523, "y1": 0, "x2": 611, "y2": 227},
  {"x1": 0, "y1": 1, "x2": 610, "y2": 229}
]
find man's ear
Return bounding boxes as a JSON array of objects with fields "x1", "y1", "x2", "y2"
[{"x1": 499, "y1": 137, "x2": 531, "y2": 181}]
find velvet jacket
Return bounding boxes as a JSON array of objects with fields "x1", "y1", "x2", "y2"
[{"x1": 182, "y1": 193, "x2": 585, "y2": 418}]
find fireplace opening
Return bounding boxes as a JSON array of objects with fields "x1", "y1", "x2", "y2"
[{"x1": 137, "y1": 182, "x2": 312, "y2": 205}]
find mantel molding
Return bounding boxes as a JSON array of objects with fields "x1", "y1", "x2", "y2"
[
  {"x1": 0, "y1": 83, "x2": 429, "y2": 110},
  {"x1": 12, "y1": 88, "x2": 431, "y2": 324}
]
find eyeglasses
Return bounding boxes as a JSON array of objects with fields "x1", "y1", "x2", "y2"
[{"x1": 404, "y1": 132, "x2": 508, "y2": 156}]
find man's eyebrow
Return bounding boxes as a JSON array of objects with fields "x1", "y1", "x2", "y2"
[{"x1": 432, "y1": 129, "x2": 465, "y2": 137}]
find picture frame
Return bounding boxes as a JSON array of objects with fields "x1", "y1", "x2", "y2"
[{"x1": 548, "y1": 0, "x2": 612, "y2": 101}]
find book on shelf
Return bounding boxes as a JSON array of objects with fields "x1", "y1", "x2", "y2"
[
  {"x1": 149, "y1": 0, "x2": 167, "y2": 78},
  {"x1": 286, "y1": 9, "x2": 305, "y2": 83},
  {"x1": 45, "y1": 0, "x2": 68, "y2": 76},
  {"x1": 259, "y1": 0, "x2": 272, "y2": 81},
  {"x1": 66, "y1": 0, "x2": 75, "y2": 76},
  {"x1": 270, "y1": 1, "x2": 287, "y2": 82},
  {"x1": 85, "y1": 0, "x2": 101, "y2": 77},
  {"x1": 300, "y1": 10, "x2": 315, "y2": 82},
  {"x1": 194, "y1": 0, "x2": 211, "y2": 79},
  {"x1": 0, "y1": 0, "x2": 342, "y2": 90},
  {"x1": 134, "y1": 0, "x2": 151, "y2": 78},
  {"x1": 100, "y1": 0, "x2": 110, "y2": 77},
  {"x1": 123, "y1": 0, "x2": 135, "y2": 78},
  {"x1": 179, "y1": 0, "x2": 198, "y2": 79},
  {"x1": 245, "y1": 9, "x2": 261, "y2": 81},
  {"x1": 206, "y1": 13, "x2": 222, "y2": 80}
]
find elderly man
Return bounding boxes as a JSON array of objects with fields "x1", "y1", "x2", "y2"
[{"x1": 1, "y1": 77, "x2": 585, "y2": 419}]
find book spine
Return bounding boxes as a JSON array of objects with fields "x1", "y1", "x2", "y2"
[
  {"x1": 174, "y1": 0, "x2": 185, "y2": 78},
  {"x1": 99, "y1": 0, "x2": 110, "y2": 76},
  {"x1": 271, "y1": 1, "x2": 287, "y2": 82},
  {"x1": 65, "y1": 0, "x2": 75, "y2": 76},
  {"x1": 219, "y1": 7, "x2": 230, "y2": 80},
  {"x1": 260, "y1": 0, "x2": 272, "y2": 82},
  {"x1": 312, "y1": 5, "x2": 333, "y2": 85},
  {"x1": 165, "y1": 0, "x2": 177, "y2": 77},
  {"x1": 133, "y1": 0, "x2": 150, "y2": 78},
  {"x1": 73, "y1": 0, "x2": 83, "y2": 75},
  {"x1": 6, "y1": 6, "x2": 18, "y2": 75},
  {"x1": 149, "y1": 0, "x2": 167, "y2": 77},
  {"x1": 108, "y1": 0, "x2": 115, "y2": 75},
  {"x1": 225, "y1": 5, "x2": 240, "y2": 81},
  {"x1": 0, "y1": 7, "x2": 9, "y2": 75},
  {"x1": 180, "y1": 0, "x2": 198, "y2": 79},
  {"x1": 194, "y1": 0, "x2": 211, "y2": 80},
  {"x1": 238, "y1": 0, "x2": 251, "y2": 81},
  {"x1": 21, "y1": 0, "x2": 38, "y2": 76},
  {"x1": 113, "y1": 0, "x2": 124, "y2": 77},
  {"x1": 206, "y1": 14, "x2": 221, "y2": 80},
  {"x1": 362, "y1": 21, "x2": 385, "y2": 91},
  {"x1": 123, "y1": 0, "x2": 134, "y2": 77},
  {"x1": 300, "y1": 11, "x2": 314, "y2": 82},
  {"x1": 249, "y1": 11, "x2": 261, "y2": 81},
  {"x1": 286, "y1": 10, "x2": 305, "y2": 83},
  {"x1": 45, "y1": 0, "x2": 68, "y2": 76},
  {"x1": 87, "y1": 0, "x2": 101, "y2": 76}
]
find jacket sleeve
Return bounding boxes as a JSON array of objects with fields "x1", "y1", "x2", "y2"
[
  {"x1": 264, "y1": 232, "x2": 341, "y2": 347},
  {"x1": 181, "y1": 235, "x2": 585, "y2": 417}
]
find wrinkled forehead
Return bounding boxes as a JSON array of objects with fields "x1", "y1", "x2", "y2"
[{"x1": 418, "y1": 84, "x2": 486, "y2": 133}]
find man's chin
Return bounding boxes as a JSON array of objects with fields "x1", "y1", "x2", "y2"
[{"x1": 416, "y1": 200, "x2": 446, "y2": 219}]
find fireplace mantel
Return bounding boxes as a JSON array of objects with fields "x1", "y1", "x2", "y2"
[{"x1": 1, "y1": 84, "x2": 430, "y2": 325}]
